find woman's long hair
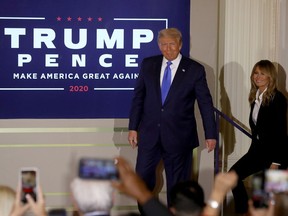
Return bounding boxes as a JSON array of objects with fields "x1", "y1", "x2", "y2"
[{"x1": 249, "y1": 60, "x2": 277, "y2": 106}]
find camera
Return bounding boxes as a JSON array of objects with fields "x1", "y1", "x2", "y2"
[
  {"x1": 78, "y1": 158, "x2": 119, "y2": 180},
  {"x1": 19, "y1": 167, "x2": 39, "y2": 203}
]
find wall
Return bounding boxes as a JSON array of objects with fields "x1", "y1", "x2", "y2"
[{"x1": 190, "y1": 0, "x2": 219, "y2": 200}]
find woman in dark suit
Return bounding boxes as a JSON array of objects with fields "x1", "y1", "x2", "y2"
[{"x1": 229, "y1": 60, "x2": 287, "y2": 215}]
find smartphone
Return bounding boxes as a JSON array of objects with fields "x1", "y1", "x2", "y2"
[
  {"x1": 251, "y1": 171, "x2": 269, "y2": 208},
  {"x1": 19, "y1": 167, "x2": 38, "y2": 203},
  {"x1": 78, "y1": 158, "x2": 119, "y2": 180},
  {"x1": 251, "y1": 170, "x2": 288, "y2": 208}
]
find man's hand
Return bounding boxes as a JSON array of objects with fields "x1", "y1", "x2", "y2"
[
  {"x1": 213, "y1": 171, "x2": 238, "y2": 198},
  {"x1": 202, "y1": 171, "x2": 238, "y2": 216},
  {"x1": 111, "y1": 157, "x2": 153, "y2": 204},
  {"x1": 128, "y1": 130, "x2": 138, "y2": 149},
  {"x1": 206, "y1": 139, "x2": 216, "y2": 153}
]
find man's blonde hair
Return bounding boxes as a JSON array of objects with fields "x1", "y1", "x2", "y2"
[{"x1": 158, "y1": 28, "x2": 182, "y2": 44}]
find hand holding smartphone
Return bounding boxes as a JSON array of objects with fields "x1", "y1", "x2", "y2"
[
  {"x1": 19, "y1": 167, "x2": 39, "y2": 203},
  {"x1": 251, "y1": 170, "x2": 288, "y2": 208}
]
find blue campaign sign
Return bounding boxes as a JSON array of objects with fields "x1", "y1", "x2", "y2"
[{"x1": 0, "y1": 0, "x2": 190, "y2": 118}]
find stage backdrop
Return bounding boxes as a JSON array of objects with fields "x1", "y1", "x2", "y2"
[{"x1": 0, "y1": 0, "x2": 190, "y2": 118}]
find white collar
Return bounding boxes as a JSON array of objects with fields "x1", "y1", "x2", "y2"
[{"x1": 256, "y1": 88, "x2": 267, "y2": 101}]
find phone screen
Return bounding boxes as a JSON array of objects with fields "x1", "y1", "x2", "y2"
[
  {"x1": 78, "y1": 158, "x2": 119, "y2": 180},
  {"x1": 265, "y1": 170, "x2": 288, "y2": 193},
  {"x1": 20, "y1": 168, "x2": 38, "y2": 203}
]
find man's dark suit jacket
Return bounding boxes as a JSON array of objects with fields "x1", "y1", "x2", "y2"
[
  {"x1": 249, "y1": 90, "x2": 287, "y2": 166},
  {"x1": 129, "y1": 55, "x2": 216, "y2": 153}
]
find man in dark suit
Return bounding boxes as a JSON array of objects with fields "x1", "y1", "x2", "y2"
[{"x1": 128, "y1": 28, "x2": 217, "y2": 206}]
